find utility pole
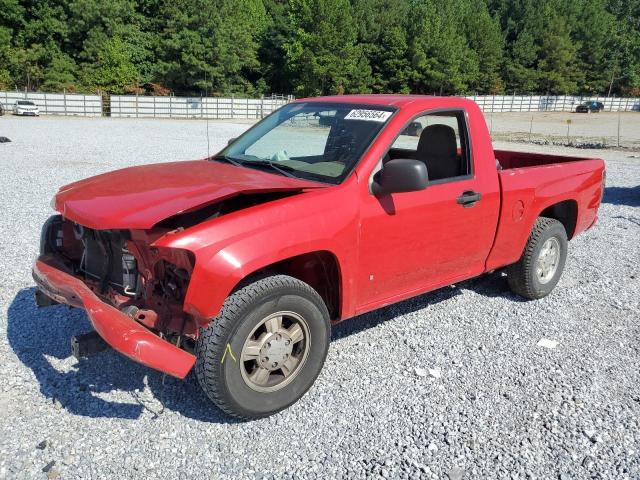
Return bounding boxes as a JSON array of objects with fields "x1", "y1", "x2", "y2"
[{"x1": 607, "y1": 69, "x2": 616, "y2": 98}]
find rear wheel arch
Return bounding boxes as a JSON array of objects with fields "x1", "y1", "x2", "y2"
[{"x1": 538, "y1": 199, "x2": 578, "y2": 239}]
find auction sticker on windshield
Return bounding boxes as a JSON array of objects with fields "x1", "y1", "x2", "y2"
[{"x1": 344, "y1": 109, "x2": 392, "y2": 122}]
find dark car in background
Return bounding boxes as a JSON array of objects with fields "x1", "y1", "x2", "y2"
[{"x1": 576, "y1": 101, "x2": 604, "y2": 113}]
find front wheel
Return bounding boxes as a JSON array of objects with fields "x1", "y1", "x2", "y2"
[
  {"x1": 195, "y1": 275, "x2": 330, "y2": 419},
  {"x1": 507, "y1": 217, "x2": 568, "y2": 299}
]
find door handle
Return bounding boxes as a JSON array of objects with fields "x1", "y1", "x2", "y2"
[{"x1": 456, "y1": 190, "x2": 482, "y2": 207}]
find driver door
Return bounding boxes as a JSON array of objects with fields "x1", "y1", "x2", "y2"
[{"x1": 355, "y1": 110, "x2": 498, "y2": 312}]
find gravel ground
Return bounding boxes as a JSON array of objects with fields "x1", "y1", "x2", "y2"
[
  {"x1": 488, "y1": 112, "x2": 640, "y2": 149},
  {"x1": 0, "y1": 116, "x2": 639, "y2": 479}
]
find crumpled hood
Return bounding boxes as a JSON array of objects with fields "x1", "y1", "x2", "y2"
[{"x1": 53, "y1": 160, "x2": 325, "y2": 230}]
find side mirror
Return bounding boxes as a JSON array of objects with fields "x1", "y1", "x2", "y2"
[
  {"x1": 227, "y1": 137, "x2": 237, "y2": 146},
  {"x1": 372, "y1": 159, "x2": 428, "y2": 196}
]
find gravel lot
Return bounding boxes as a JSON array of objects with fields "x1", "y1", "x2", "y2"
[
  {"x1": 0, "y1": 115, "x2": 639, "y2": 479},
  {"x1": 489, "y1": 112, "x2": 640, "y2": 149}
]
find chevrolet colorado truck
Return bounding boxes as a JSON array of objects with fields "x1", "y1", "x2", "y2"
[{"x1": 33, "y1": 95, "x2": 605, "y2": 419}]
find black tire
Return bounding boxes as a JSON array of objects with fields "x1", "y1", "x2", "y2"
[
  {"x1": 507, "y1": 217, "x2": 568, "y2": 300},
  {"x1": 195, "y1": 275, "x2": 330, "y2": 419}
]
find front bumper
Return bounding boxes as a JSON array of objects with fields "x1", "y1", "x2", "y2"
[{"x1": 32, "y1": 254, "x2": 196, "y2": 378}]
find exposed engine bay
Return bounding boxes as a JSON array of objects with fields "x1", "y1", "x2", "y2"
[
  {"x1": 74, "y1": 225, "x2": 138, "y2": 295},
  {"x1": 38, "y1": 191, "x2": 305, "y2": 344},
  {"x1": 40, "y1": 215, "x2": 197, "y2": 338}
]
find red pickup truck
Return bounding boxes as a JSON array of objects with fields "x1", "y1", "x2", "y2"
[{"x1": 33, "y1": 95, "x2": 605, "y2": 418}]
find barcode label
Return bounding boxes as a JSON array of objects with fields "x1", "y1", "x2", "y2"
[{"x1": 344, "y1": 109, "x2": 392, "y2": 122}]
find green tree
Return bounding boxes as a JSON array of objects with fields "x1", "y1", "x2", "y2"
[
  {"x1": 505, "y1": 29, "x2": 539, "y2": 93},
  {"x1": 0, "y1": 26, "x2": 16, "y2": 89},
  {"x1": 537, "y1": 11, "x2": 582, "y2": 94},
  {"x1": 155, "y1": 0, "x2": 268, "y2": 95},
  {"x1": 83, "y1": 37, "x2": 139, "y2": 93},
  {"x1": 573, "y1": 0, "x2": 618, "y2": 94},
  {"x1": 1, "y1": 0, "x2": 71, "y2": 90},
  {"x1": 607, "y1": 0, "x2": 640, "y2": 95},
  {"x1": 374, "y1": 26, "x2": 412, "y2": 93},
  {"x1": 406, "y1": 0, "x2": 479, "y2": 94},
  {"x1": 283, "y1": 0, "x2": 372, "y2": 96},
  {"x1": 491, "y1": 0, "x2": 542, "y2": 93},
  {"x1": 0, "y1": 0, "x2": 638, "y2": 96},
  {"x1": 491, "y1": 0, "x2": 583, "y2": 94},
  {"x1": 0, "y1": 0, "x2": 26, "y2": 83},
  {"x1": 41, "y1": 53, "x2": 78, "y2": 91},
  {"x1": 463, "y1": 3, "x2": 505, "y2": 93},
  {"x1": 259, "y1": 0, "x2": 296, "y2": 94},
  {"x1": 351, "y1": 0, "x2": 410, "y2": 93}
]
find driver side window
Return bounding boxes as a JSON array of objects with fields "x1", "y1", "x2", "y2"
[{"x1": 389, "y1": 111, "x2": 471, "y2": 182}]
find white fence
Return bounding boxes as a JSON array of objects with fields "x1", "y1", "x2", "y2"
[
  {"x1": 109, "y1": 95, "x2": 293, "y2": 119},
  {"x1": 3, "y1": 91, "x2": 639, "y2": 117},
  {"x1": 0, "y1": 91, "x2": 102, "y2": 116},
  {"x1": 466, "y1": 95, "x2": 640, "y2": 113}
]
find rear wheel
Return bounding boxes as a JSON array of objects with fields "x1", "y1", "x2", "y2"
[
  {"x1": 195, "y1": 275, "x2": 330, "y2": 419},
  {"x1": 507, "y1": 217, "x2": 568, "y2": 299}
]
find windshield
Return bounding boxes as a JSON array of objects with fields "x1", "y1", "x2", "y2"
[
  {"x1": 17, "y1": 101, "x2": 35, "y2": 106},
  {"x1": 218, "y1": 102, "x2": 396, "y2": 184}
]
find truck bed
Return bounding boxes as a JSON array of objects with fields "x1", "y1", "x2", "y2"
[
  {"x1": 495, "y1": 149, "x2": 597, "y2": 170},
  {"x1": 486, "y1": 149, "x2": 605, "y2": 271}
]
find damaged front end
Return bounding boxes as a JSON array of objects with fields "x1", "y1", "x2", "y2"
[{"x1": 34, "y1": 214, "x2": 198, "y2": 378}]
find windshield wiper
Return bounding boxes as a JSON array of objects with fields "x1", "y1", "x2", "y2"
[
  {"x1": 211, "y1": 155, "x2": 243, "y2": 167},
  {"x1": 212, "y1": 155, "x2": 298, "y2": 179},
  {"x1": 239, "y1": 159, "x2": 298, "y2": 178}
]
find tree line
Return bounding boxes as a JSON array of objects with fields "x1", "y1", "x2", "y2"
[{"x1": 1, "y1": 0, "x2": 639, "y2": 97}]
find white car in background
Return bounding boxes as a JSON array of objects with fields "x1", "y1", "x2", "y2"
[{"x1": 13, "y1": 100, "x2": 40, "y2": 116}]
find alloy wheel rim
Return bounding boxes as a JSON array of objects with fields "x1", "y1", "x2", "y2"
[
  {"x1": 536, "y1": 237, "x2": 560, "y2": 284},
  {"x1": 240, "y1": 311, "x2": 310, "y2": 392}
]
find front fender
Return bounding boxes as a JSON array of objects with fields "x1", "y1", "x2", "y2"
[{"x1": 154, "y1": 185, "x2": 359, "y2": 323}]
